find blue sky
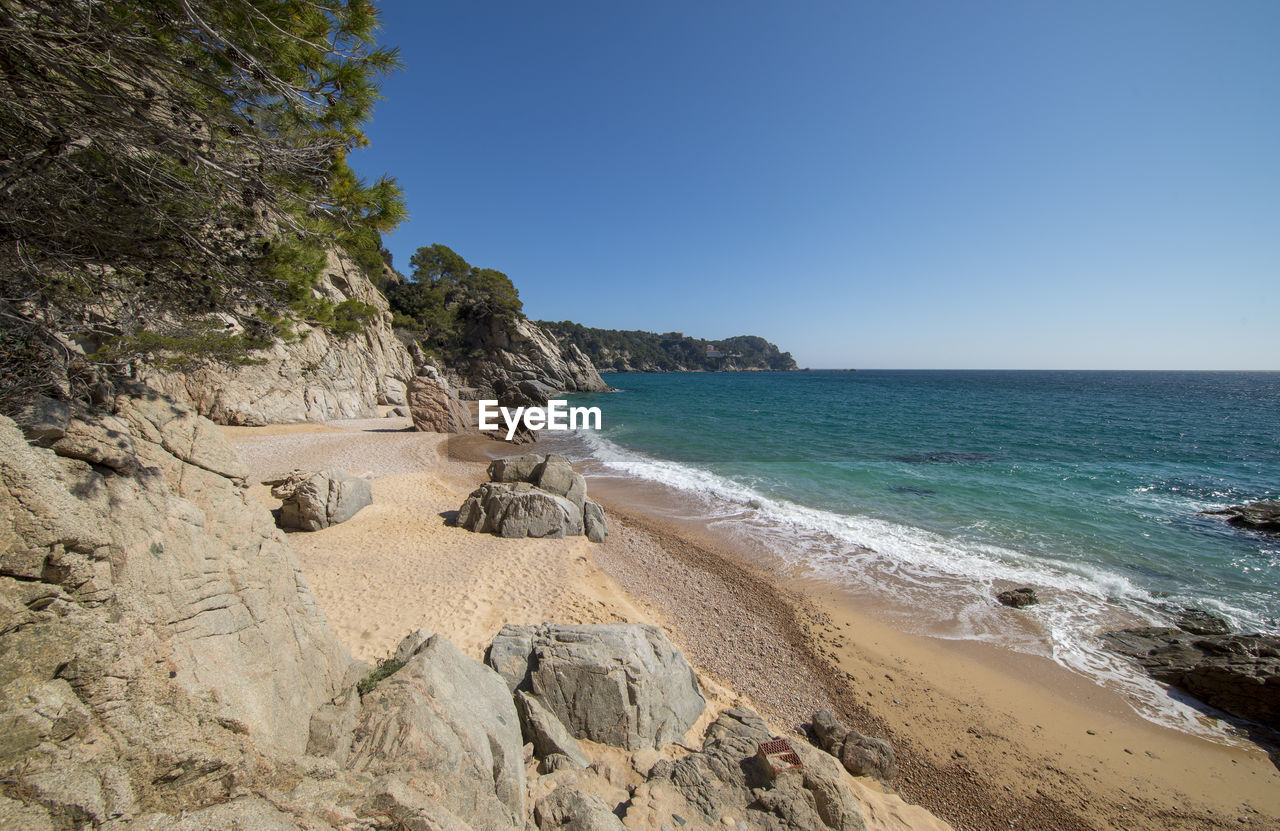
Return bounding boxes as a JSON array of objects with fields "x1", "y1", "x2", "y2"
[{"x1": 351, "y1": 1, "x2": 1279, "y2": 369}]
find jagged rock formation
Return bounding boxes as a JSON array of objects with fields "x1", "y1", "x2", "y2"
[
  {"x1": 458, "y1": 454, "x2": 608, "y2": 542},
  {"x1": 142, "y1": 249, "x2": 415, "y2": 425},
  {"x1": 810, "y1": 710, "x2": 898, "y2": 782},
  {"x1": 457, "y1": 317, "x2": 610, "y2": 399},
  {"x1": 1103, "y1": 627, "x2": 1280, "y2": 729},
  {"x1": 487, "y1": 623, "x2": 705, "y2": 751},
  {"x1": 264, "y1": 468, "x2": 373, "y2": 531},
  {"x1": 406, "y1": 365, "x2": 472, "y2": 433},
  {"x1": 0, "y1": 388, "x2": 356, "y2": 824},
  {"x1": 1201, "y1": 499, "x2": 1280, "y2": 535},
  {"x1": 626, "y1": 707, "x2": 867, "y2": 830}
]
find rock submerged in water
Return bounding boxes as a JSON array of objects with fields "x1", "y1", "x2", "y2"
[
  {"x1": 458, "y1": 453, "x2": 608, "y2": 542},
  {"x1": 996, "y1": 587, "x2": 1039, "y2": 608},
  {"x1": 1102, "y1": 627, "x2": 1280, "y2": 730},
  {"x1": 1200, "y1": 499, "x2": 1280, "y2": 535},
  {"x1": 1175, "y1": 608, "x2": 1232, "y2": 636},
  {"x1": 264, "y1": 467, "x2": 372, "y2": 531}
]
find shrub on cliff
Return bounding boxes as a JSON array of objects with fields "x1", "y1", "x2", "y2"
[
  {"x1": 385, "y1": 243, "x2": 524, "y2": 358},
  {"x1": 0, "y1": 0, "x2": 405, "y2": 410}
]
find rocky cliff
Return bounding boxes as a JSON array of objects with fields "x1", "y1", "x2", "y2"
[
  {"x1": 141, "y1": 250, "x2": 415, "y2": 425},
  {"x1": 454, "y1": 316, "x2": 611, "y2": 398}
]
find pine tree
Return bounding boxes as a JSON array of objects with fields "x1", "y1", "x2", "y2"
[{"x1": 0, "y1": 0, "x2": 405, "y2": 406}]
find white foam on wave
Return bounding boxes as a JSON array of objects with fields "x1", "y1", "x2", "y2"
[{"x1": 572, "y1": 430, "x2": 1257, "y2": 743}]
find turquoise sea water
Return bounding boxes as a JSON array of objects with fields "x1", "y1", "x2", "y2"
[{"x1": 555, "y1": 370, "x2": 1280, "y2": 730}]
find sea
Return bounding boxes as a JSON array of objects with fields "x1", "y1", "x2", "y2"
[{"x1": 546, "y1": 370, "x2": 1280, "y2": 738}]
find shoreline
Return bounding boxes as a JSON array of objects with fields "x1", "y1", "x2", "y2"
[
  {"x1": 459, "y1": 432, "x2": 1280, "y2": 829},
  {"x1": 231, "y1": 421, "x2": 1280, "y2": 830}
]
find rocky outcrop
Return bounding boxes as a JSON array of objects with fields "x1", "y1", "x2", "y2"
[
  {"x1": 407, "y1": 365, "x2": 472, "y2": 434},
  {"x1": 141, "y1": 248, "x2": 414, "y2": 425},
  {"x1": 1102, "y1": 627, "x2": 1280, "y2": 729},
  {"x1": 264, "y1": 468, "x2": 373, "y2": 531},
  {"x1": 1174, "y1": 608, "x2": 1232, "y2": 636},
  {"x1": 1201, "y1": 499, "x2": 1280, "y2": 534},
  {"x1": 996, "y1": 587, "x2": 1039, "y2": 608},
  {"x1": 516, "y1": 690, "x2": 591, "y2": 769},
  {"x1": 458, "y1": 454, "x2": 608, "y2": 542},
  {"x1": 347, "y1": 631, "x2": 526, "y2": 830},
  {"x1": 810, "y1": 710, "x2": 898, "y2": 782},
  {"x1": 458, "y1": 317, "x2": 610, "y2": 399},
  {"x1": 487, "y1": 623, "x2": 705, "y2": 750},
  {"x1": 0, "y1": 388, "x2": 356, "y2": 824},
  {"x1": 628, "y1": 707, "x2": 867, "y2": 830}
]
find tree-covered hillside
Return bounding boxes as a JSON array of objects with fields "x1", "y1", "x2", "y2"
[{"x1": 537, "y1": 322, "x2": 798, "y2": 372}]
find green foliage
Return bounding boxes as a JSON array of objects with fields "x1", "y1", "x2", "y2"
[
  {"x1": 92, "y1": 327, "x2": 274, "y2": 371},
  {"x1": 0, "y1": 0, "x2": 406, "y2": 397},
  {"x1": 357, "y1": 657, "x2": 405, "y2": 696},
  {"x1": 384, "y1": 243, "x2": 525, "y2": 359},
  {"x1": 331, "y1": 299, "x2": 379, "y2": 334},
  {"x1": 537, "y1": 322, "x2": 799, "y2": 372}
]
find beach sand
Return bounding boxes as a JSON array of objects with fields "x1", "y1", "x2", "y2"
[{"x1": 226, "y1": 418, "x2": 1280, "y2": 831}]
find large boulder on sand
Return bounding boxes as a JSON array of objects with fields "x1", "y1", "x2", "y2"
[
  {"x1": 457, "y1": 482, "x2": 584, "y2": 538},
  {"x1": 265, "y1": 467, "x2": 372, "y2": 531},
  {"x1": 347, "y1": 631, "x2": 526, "y2": 830},
  {"x1": 486, "y1": 623, "x2": 704, "y2": 750},
  {"x1": 407, "y1": 366, "x2": 472, "y2": 434},
  {"x1": 460, "y1": 453, "x2": 607, "y2": 542}
]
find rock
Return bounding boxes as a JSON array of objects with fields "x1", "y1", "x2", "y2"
[
  {"x1": 489, "y1": 623, "x2": 704, "y2": 750},
  {"x1": 393, "y1": 627, "x2": 435, "y2": 664},
  {"x1": 486, "y1": 623, "x2": 536, "y2": 692},
  {"x1": 347, "y1": 633, "x2": 525, "y2": 829},
  {"x1": 463, "y1": 455, "x2": 605, "y2": 542},
  {"x1": 457, "y1": 482, "x2": 583, "y2": 539},
  {"x1": 140, "y1": 247, "x2": 413, "y2": 425},
  {"x1": 632, "y1": 707, "x2": 866, "y2": 831},
  {"x1": 365, "y1": 776, "x2": 476, "y2": 831},
  {"x1": 631, "y1": 746, "x2": 663, "y2": 776},
  {"x1": 539, "y1": 753, "x2": 580, "y2": 774},
  {"x1": 407, "y1": 368, "x2": 472, "y2": 434},
  {"x1": 534, "y1": 455, "x2": 582, "y2": 500},
  {"x1": 459, "y1": 317, "x2": 611, "y2": 401},
  {"x1": 534, "y1": 786, "x2": 627, "y2": 831},
  {"x1": 1175, "y1": 609, "x2": 1232, "y2": 636},
  {"x1": 583, "y1": 500, "x2": 609, "y2": 543},
  {"x1": 265, "y1": 468, "x2": 372, "y2": 531},
  {"x1": 809, "y1": 710, "x2": 897, "y2": 782},
  {"x1": 0, "y1": 392, "x2": 355, "y2": 822},
  {"x1": 516, "y1": 690, "x2": 591, "y2": 769},
  {"x1": 8, "y1": 396, "x2": 70, "y2": 445},
  {"x1": 488, "y1": 453, "x2": 545, "y2": 483},
  {"x1": 1201, "y1": 500, "x2": 1280, "y2": 534},
  {"x1": 996, "y1": 587, "x2": 1039, "y2": 608},
  {"x1": 1102, "y1": 627, "x2": 1280, "y2": 729}
]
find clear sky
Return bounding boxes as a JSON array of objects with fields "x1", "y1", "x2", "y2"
[{"x1": 351, "y1": 1, "x2": 1279, "y2": 369}]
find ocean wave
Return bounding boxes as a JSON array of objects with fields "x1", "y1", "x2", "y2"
[{"x1": 571, "y1": 430, "x2": 1262, "y2": 741}]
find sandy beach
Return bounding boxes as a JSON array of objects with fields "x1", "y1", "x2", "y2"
[{"x1": 225, "y1": 417, "x2": 1280, "y2": 831}]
